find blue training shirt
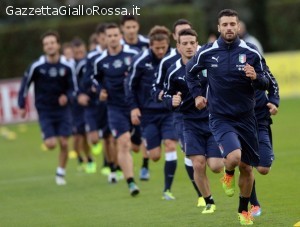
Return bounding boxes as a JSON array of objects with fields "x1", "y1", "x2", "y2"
[
  {"x1": 186, "y1": 37, "x2": 269, "y2": 117},
  {"x1": 18, "y1": 55, "x2": 78, "y2": 111},
  {"x1": 93, "y1": 44, "x2": 138, "y2": 109}
]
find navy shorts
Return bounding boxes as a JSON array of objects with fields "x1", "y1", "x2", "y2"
[
  {"x1": 108, "y1": 106, "x2": 136, "y2": 140},
  {"x1": 257, "y1": 124, "x2": 274, "y2": 167},
  {"x1": 209, "y1": 113, "x2": 259, "y2": 166},
  {"x1": 84, "y1": 102, "x2": 110, "y2": 138},
  {"x1": 141, "y1": 112, "x2": 177, "y2": 150},
  {"x1": 38, "y1": 108, "x2": 72, "y2": 140},
  {"x1": 71, "y1": 103, "x2": 85, "y2": 135},
  {"x1": 184, "y1": 118, "x2": 221, "y2": 158}
]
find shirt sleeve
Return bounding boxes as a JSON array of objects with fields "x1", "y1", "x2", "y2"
[
  {"x1": 186, "y1": 50, "x2": 205, "y2": 99},
  {"x1": 127, "y1": 59, "x2": 143, "y2": 110},
  {"x1": 162, "y1": 67, "x2": 177, "y2": 111},
  {"x1": 18, "y1": 65, "x2": 35, "y2": 109}
]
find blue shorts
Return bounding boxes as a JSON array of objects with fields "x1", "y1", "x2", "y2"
[
  {"x1": 71, "y1": 103, "x2": 85, "y2": 135},
  {"x1": 257, "y1": 124, "x2": 274, "y2": 167},
  {"x1": 184, "y1": 118, "x2": 221, "y2": 158},
  {"x1": 209, "y1": 113, "x2": 259, "y2": 166},
  {"x1": 84, "y1": 102, "x2": 110, "y2": 138},
  {"x1": 38, "y1": 108, "x2": 72, "y2": 140},
  {"x1": 108, "y1": 106, "x2": 139, "y2": 141},
  {"x1": 141, "y1": 112, "x2": 177, "y2": 150}
]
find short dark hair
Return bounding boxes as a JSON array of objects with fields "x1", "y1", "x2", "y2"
[
  {"x1": 218, "y1": 9, "x2": 239, "y2": 23},
  {"x1": 120, "y1": 15, "x2": 138, "y2": 25},
  {"x1": 71, "y1": 37, "x2": 85, "y2": 47},
  {"x1": 172, "y1": 19, "x2": 192, "y2": 33},
  {"x1": 105, "y1": 22, "x2": 120, "y2": 32},
  {"x1": 96, "y1": 23, "x2": 107, "y2": 34},
  {"x1": 148, "y1": 25, "x2": 171, "y2": 45},
  {"x1": 41, "y1": 30, "x2": 60, "y2": 43},
  {"x1": 178, "y1": 28, "x2": 198, "y2": 43}
]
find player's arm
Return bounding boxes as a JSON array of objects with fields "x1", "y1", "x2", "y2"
[
  {"x1": 249, "y1": 55, "x2": 269, "y2": 90},
  {"x1": 265, "y1": 70, "x2": 280, "y2": 115},
  {"x1": 93, "y1": 58, "x2": 109, "y2": 102},
  {"x1": 63, "y1": 64, "x2": 79, "y2": 106},
  {"x1": 18, "y1": 66, "x2": 35, "y2": 118},
  {"x1": 151, "y1": 60, "x2": 167, "y2": 102},
  {"x1": 127, "y1": 58, "x2": 143, "y2": 125},
  {"x1": 163, "y1": 68, "x2": 180, "y2": 111},
  {"x1": 186, "y1": 49, "x2": 206, "y2": 97}
]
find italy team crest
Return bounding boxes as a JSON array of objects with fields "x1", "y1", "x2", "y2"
[{"x1": 239, "y1": 54, "x2": 246, "y2": 63}]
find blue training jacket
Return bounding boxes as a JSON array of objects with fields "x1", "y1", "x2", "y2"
[
  {"x1": 186, "y1": 37, "x2": 269, "y2": 118},
  {"x1": 163, "y1": 58, "x2": 208, "y2": 120},
  {"x1": 92, "y1": 44, "x2": 138, "y2": 109},
  {"x1": 127, "y1": 48, "x2": 171, "y2": 113},
  {"x1": 18, "y1": 55, "x2": 78, "y2": 111}
]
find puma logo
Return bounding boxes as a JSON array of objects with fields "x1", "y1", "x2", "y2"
[{"x1": 212, "y1": 56, "x2": 219, "y2": 62}]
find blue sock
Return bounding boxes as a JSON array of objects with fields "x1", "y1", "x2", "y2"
[
  {"x1": 250, "y1": 180, "x2": 260, "y2": 206},
  {"x1": 164, "y1": 151, "x2": 177, "y2": 192},
  {"x1": 184, "y1": 157, "x2": 202, "y2": 197}
]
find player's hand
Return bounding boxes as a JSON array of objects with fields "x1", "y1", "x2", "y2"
[
  {"x1": 77, "y1": 93, "x2": 90, "y2": 106},
  {"x1": 19, "y1": 108, "x2": 26, "y2": 118},
  {"x1": 131, "y1": 108, "x2": 141, "y2": 125},
  {"x1": 158, "y1": 90, "x2": 164, "y2": 101},
  {"x1": 267, "y1": 102, "x2": 278, "y2": 115},
  {"x1": 58, "y1": 94, "x2": 68, "y2": 106},
  {"x1": 244, "y1": 63, "x2": 257, "y2": 80},
  {"x1": 172, "y1": 92, "x2": 182, "y2": 107},
  {"x1": 91, "y1": 85, "x2": 97, "y2": 93},
  {"x1": 195, "y1": 96, "x2": 207, "y2": 110},
  {"x1": 99, "y1": 89, "x2": 108, "y2": 101}
]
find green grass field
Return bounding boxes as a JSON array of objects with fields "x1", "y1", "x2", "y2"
[{"x1": 1, "y1": 98, "x2": 299, "y2": 227}]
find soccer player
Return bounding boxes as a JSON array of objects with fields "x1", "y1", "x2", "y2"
[
  {"x1": 62, "y1": 42, "x2": 74, "y2": 61},
  {"x1": 120, "y1": 15, "x2": 150, "y2": 179},
  {"x1": 164, "y1": 28, "x2": 223, "y2": 212},
  {"x1": 120, "y1": 15, "x2": 149, "y2": 51},
  {"x1": 18, "y1": 30, "x2": 78, "y2": 185},
  {"x1": 152, "y1": 19, "x2": 205, "y2": 207},
  {"x1": 186, "y1": 9, "x2": 269, "y2": 225},
  {"x1": 92, "y1": 23, "x2": 140, "y2": 196},
  {"x1": 127, "y1": 25, "x2": 179, "y2": 200},
  {"x1": 250, "y1": 67, "x2": 280, "y2": 216},
  {"x1": 69, "y1": 37, "x2": 97, "y2": 172},
  {"x1": 78, "y1": 23, "x2": 118, "y2": 178}
]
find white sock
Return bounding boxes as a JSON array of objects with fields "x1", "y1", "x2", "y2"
[
  {"x1": 56, "y1": 167, "x2": 66, "y2": 176},
  {"x1": 165, "y1": 151, "x2": 177, "y2": 161},
  {"x1": 184, "y1": 157, "x2": 193, "y2": 167}
]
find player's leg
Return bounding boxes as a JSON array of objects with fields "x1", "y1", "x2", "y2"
[
  {"x1": 218, "y1": 132, "x2": 241, "y2": 197},
  {"x1": 55, "y1": 114, "x2": 72, "y2": 185},
  {"x1": 108, "y1": 108, "x2": 139, "y2": 196},
  {"x1": 177, "y1": 116, "x2": 204, "y2": 204},
  {"x1": 130, "y1": 125, "x2": 150, "y2": 180},
  {"x1": 250, "y1": 124, "x2": 273, "y2": 216},
  {"x1": 103, "y1": 133, "x2": 119, "y2": 183}
]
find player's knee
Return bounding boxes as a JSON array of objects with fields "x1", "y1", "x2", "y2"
[
  {"x1": 193, "y1": 160, "x2": 206, "y2": 172},
  {"x1": 207, "y1": 158, "x2": 223, "y2": 173},
  {"x1": 149, "y1": 148, "x2": 161, "y2": 161},
  {"x1": 44, "y1": 138, "x2": 56, "y2": 150},
  {"x1": 131, "y1": 144, "x2": 140, "y2": 153},
  {"x1": 210, "y1": 165, "x2": 223, "y2": 173},
  {"x1": 257, "y1": 166, "x2": 270, "y2": 175},
  {"x1": 226, "y1": 150, "x2": 241, "y2": 167},
  {"x1": 164, "y1": 139, "x2": 177, "y2": 151},
  {"x1": 239, "y1": 162, "x2": 253, "y2": 176}
]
